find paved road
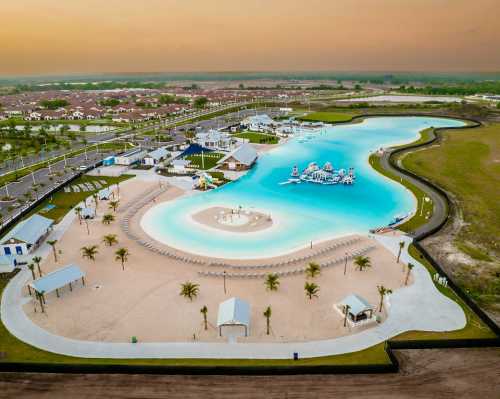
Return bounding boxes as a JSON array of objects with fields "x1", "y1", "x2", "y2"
[
  {"x1": 0, "y1": 149, "x2": 112, "y2": 226},
  {"x1": 379, "y1": 133, "x2": 448, "y2": 239}
]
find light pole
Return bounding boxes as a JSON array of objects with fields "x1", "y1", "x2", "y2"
[
  {"x1": 31, "y1": 170, "x2": 36, "y2": 185},
  {"x1": 223, "y1": 270, "x2": 227, "y2": 295},
  {"x1": 344, "y1": 252, "x2": 348, "y2": 275}
]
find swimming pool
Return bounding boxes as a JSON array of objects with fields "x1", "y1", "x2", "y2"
[{"x1": 141, "y1": 117, "x2": 465, "y2": 258}]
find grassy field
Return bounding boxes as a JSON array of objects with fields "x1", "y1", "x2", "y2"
[
  {"x1": 28, "y1": 174, "x2": 133, "y2": 223},
  {"x1": 298, "y1": 111, "x2": 357, "y2": 123},
  {"x1": 185, "y1": 153, "x2": 224, "y2": 170},
  {"x1": 401, "y1": 123, "x2": 500, "y2": 306},
  {"x1": 369, "y1": 153, "x2": 435, "y2": 233},
  {"x1": 233, "y1": 131, "x2": 278, "y2": 144}
]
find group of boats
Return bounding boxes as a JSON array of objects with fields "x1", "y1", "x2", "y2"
[{"x1": 280, "y1": 162, "x2": 356, "y2": 185}]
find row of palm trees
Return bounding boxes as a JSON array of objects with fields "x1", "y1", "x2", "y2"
[
  {"x1": 176, "y1": 252, "x2": 416, "y2": 335},
  {"x1": 80, "y1": 241, "x2": 129, "y2": 271}
]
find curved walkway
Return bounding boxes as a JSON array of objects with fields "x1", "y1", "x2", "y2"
[{"x1": 1, "y1": 225, "x2": 465, "y2": 359}]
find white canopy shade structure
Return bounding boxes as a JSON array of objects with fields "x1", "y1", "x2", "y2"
[
  {"x1": 217, "y1": 297, "x2": 250, "y2": 337},
  {"x1": 29, "y1": 264, "x2": 85, "y2": 298},
  {"x1": 337, "y1": 294, "x2": 374, "y2": 323}
]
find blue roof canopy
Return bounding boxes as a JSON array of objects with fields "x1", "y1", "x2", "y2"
[
  {"x1": 179, "y1": 144, "x2": 213, "y2": 157},
  {"x1": 29, "y1": 264, "x2": 85, "y2": 294}
]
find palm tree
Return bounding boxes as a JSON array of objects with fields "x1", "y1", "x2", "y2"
[
  {"x1": 263, "y1": 306, "x2": 272, "y2": 335},
  {"x1": 47, "y1": 240, "x2": 58, "y2": 262},
  {"x1": 180, "y1": 281, "x2": 199, "y2": 301},
  {"x1": 27, "y1": 263, "x2": 36, "y2": 280},
  {"x1": 200, "y1": 305, "x2": 208, "y2": 330},
  {"x1": 109, "y1": 200, "x2": 119, "y2": 213},
  {"x1": 304, "y1": 282, "x2": 319, "y2": 300},
  {"x1": 81, "y1": 245, "x2": 99, "y2": 261},
  {"x1": 397, "y1": 241, "x2": 405, "y2": 264},
  {"x1": 354, "y1": 255, "x2": 371, "y2": 271},
  {"x1": 305, "y1": 262, "x2": 321, "y2": 278},
  {"x1": 102, "y1": 234, "x2": 118, "y2": 246},
  {"x1": 92, "y1": 193, "x2": 99, "y2": 211},
  {"x1": 115, "y1": 247, "x2": 129, "y2": 271},
  {"x1": 343, "y1": 304, "x2": 351, "y2": 327},
  {"x1": 36, "y1": 290, "x2": 45, "y2": 313},
  {"x1": 32, "y1": 256, "x2": 42, "y2": 277},
  {"x1": 405, "y1": 263, "x2": 415, "y2": 285},
  {"x1": 102, "y1": 213, "x2": 115, "y2": 225},
  {"x1": 75, "y1": 206, "x2": 82, "y2": 224},
  {"x1": 377, "y1": 285, "x2": 393, "y2": 312},
  {"x1": 264, "y1": 273, "x2": 280, "y2": 291}
]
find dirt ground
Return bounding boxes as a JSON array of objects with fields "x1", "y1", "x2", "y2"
[{"x1": 0, "y1": 347, "x2": 498, "y2": 398}]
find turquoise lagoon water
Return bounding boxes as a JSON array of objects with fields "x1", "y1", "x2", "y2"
[{"x1": 141, "y1": 117, "x2": 465, "y2": 258}]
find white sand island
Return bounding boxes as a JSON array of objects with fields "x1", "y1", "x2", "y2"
[{"x1": 192, "y1": 206, "x2": 273, "y2": 233}]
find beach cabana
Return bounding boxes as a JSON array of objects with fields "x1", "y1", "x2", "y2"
[
  {"x1": 29, "y1": 264, "x2": 86, "y2": 298},
  {"x1": 337, "y1": 294, "x2": 375, "y2": 325},
  {"x1": 80, "y1": 207, "x2": 95, "y2": 219},
  {"x1": 98, "y1": 187, "x2": 112, "y2": 200},
  {"x1": 217, "y1": 297, "x2": 250, "y2": 337}
]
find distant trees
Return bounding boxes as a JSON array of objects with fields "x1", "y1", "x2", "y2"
[
  {"x1": 99, "y1": 98, "x2": 120, "y2": 107},
  {"x1": 194, "y1": 96, "x2": 208, "y2": 109},
  {"x1": 40, "y1": 99, "x2": 69, "y2": 109}
]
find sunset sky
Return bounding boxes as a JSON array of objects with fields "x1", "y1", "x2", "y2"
[{"x1": 1, "y1": 0, "x2": 499, "y2": 76}]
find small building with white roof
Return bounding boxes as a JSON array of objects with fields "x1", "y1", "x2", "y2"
[
  {"x1": 241, "y1": 114, "x2": 276, "y2": 132},
  {"x1": 217, "y1": 297, "x2": 251, "y2": 337},
  {"x1": 1, "y1": 214, "x2": 54, "y2": 256},
  {"x1": 114, "y1": 148, "x2": 147, "y2": 166},
  {"x1": 336, "y1": 294, "x2": 376, "y2": 327},
  {"x1": 195, "y1": 130, "x2": 234, "y2": 151},
  {"x1": 143, "y1": 147, "x2": 169, "y2": 166},
  {"x1": 216, "y1": 143, "x2": 258, "y2": 171}
]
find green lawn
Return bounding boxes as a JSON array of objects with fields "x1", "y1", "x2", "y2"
[
  {"x1": 185, "y1": 153, "x2": 224, "y2": 170},
  {"x1": 28, "y1": 174, "x2": 134, "y2": 223},
  {"x1": 401, "y1": 123, "x2": 500, "y2": 306},
  {"x1": 369, "y1": 153, "x2": 434, "y2": 233},
  {"x1": 298, "y1": 112, "x2": 356, "y2": 123},
  {"x1": 233, "y1": 131, "x2": 278, "y2": 144}
]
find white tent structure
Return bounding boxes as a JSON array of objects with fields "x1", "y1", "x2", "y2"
[
  {"x1": 337, "y1": 294, "x2": 376, "y2": 326},
  {"x1": 217, "y1": 297, "x2": 250, "y2": 337}
]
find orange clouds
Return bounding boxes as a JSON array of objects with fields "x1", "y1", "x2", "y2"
[{"x1": 0, "y1": 0, "x2": 499, "y2": 75}]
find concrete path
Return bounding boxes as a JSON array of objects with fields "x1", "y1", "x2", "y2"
[{"x1": 1, "y1": 221, "x2": 465, "y2": 359}]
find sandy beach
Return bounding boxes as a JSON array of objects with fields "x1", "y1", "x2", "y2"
[{"x1": 24, "y1": 174, "x2": 413, "y2": 344}]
